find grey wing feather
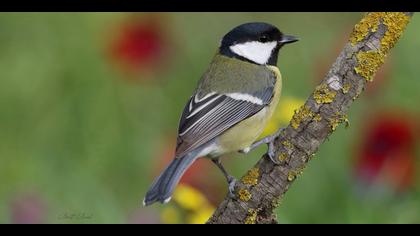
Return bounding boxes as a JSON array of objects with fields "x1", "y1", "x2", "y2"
[{"x1": 175, "y1": 87, "x2": 274, "y2": 158}]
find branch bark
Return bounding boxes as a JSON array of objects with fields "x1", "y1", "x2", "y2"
[{"x1": 207, "y1": 12, "x2": 414, "y2": 224}]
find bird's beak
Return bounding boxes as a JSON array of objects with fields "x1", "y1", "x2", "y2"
[{"x1": 279, "y1": 35, "x2": 299, "y2": 44}]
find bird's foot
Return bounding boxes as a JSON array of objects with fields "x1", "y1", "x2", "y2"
[
  {"x1": 227, "y1": 176, "x2": 237, "y2": 198},
  {"x1": 266, "y1": 140, "x2": 281, "y2": 165},
  {"x1": 264, "y1": 128, "x2": 285, "y2": 165},
  {"x1": 211, "y1": 159, "x2": 238, "y2": 198}
]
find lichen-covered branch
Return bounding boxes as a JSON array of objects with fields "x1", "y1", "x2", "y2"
[{"x1": 207, "y1": 12, "x2": 413, "y2": 224}]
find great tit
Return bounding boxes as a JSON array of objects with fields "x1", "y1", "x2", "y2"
[{"x1": 144, "y1": 22, "x2": 298, "y2": 206}]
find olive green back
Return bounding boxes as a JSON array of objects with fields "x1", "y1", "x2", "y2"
[{"x1": 196, "y1": 54, "x2": 277, "y2": 97}]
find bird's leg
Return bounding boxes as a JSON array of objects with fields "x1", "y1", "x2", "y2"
[
  {"x1": 211, "y1": 159, "x2": 237, "y2": 198},
  {"x1": 239, "y1": 128, "x2": 284, "y2": 164}
]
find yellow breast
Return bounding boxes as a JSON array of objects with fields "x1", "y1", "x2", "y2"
[{"x1": 215, "y1": 66, "x2": 282, "y2": 155}]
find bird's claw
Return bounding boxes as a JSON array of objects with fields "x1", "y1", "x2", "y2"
[
  {"x1": 266, "y1": 140, "x2": 281, "y2": 165},
  {"x1": 227, "y1": 176, "x2": 237, "y2": 198},
  {"x1": 265, "y1": 128, "x2": 284, "y2": 165}
]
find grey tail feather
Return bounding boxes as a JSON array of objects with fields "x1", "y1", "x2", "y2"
[{"x1": 143, "y1": 148, "x2": 201, "y2": 206}]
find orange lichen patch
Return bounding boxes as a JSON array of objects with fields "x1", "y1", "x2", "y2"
[
  {"x1": 241, "y1": 168, "x2": 260, "y2": 186},
  {"x1": 238, "y1": 189, "x2": 252, "y2": 202},
  {"x1": 313, "y1": 84, "x2": 337, "y2": 104}
]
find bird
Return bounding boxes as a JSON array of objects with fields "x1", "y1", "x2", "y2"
[{"x1": 143, "y1": 22, "x2": 299, "y2": 206}]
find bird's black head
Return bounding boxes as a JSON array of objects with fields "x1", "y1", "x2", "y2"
[{"x1": 219, "y1": 22, "x2": 299, "y2": 66}]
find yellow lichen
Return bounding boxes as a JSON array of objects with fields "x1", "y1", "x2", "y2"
[
  {"x1": 281, "y1": 140, "x2": 293, "y2": 149},
  {"x1": 343, "y1": 115, "x2": 350, "y2": 128},
  {"x1": 354, "y1": 51, "x2": 385, "y2": 81},
  {"x1": 278, "y1": 152, "x2": 288, "y2": 162},
  {"x1": 241, "y1": 168, "x2": 260, "y2": 186},
  {"x1": 329, "y1": 112, "x2": 350, "y2": 131},
  {"x1": 297, "y1": 167, "x2": 305, "y2": 175},
  {"x1": 342, "y1": 83, "x2": 351, "y2": 94},
  {"x1": 353, "y1": 13, "x2": 410, "y2": 82},
  {"x1": 330, "y1": 117, "x2": 341, "y2": 131},
  {"x1": 352, "y1": 93, "x2": 359, "y2": 101},
  {"x1": 287, "y1": 167, "x2": 305, "y2": 182},
  {"x1": 350, "y1": 12, "x2": 382, "y2": 45},
  {"x1": 313, "y1": 84, "x2": 337, "y2": 104},
  {"x1": 381, "y1": 12, "x2": 410, "y2": 53},
  {"x1": 291, "y1": 105, "x2": 314, "y2": 129},
  {"x1": 244, "y1": 209, "x2": 258, "y2": 224},
  {"x1": 287, "y1": 171, "x2": 297, "y2": 182},
  {"x1": 238, "y1": 189, "x2": 252, "y2": 202},
  {"x1": 272, "y1": 196, "x2": 284, "y2": 208},
  {"x1": 313, "y1": 113, "x2": 322, "y2": 122}
]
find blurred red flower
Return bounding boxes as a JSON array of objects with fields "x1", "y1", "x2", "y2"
[
  {"x1": 353, "y1": 111, "x2": 418, "y2": 192},
  {"x1": 108, "y1": 14, "x2": 172, "y2": 81}
]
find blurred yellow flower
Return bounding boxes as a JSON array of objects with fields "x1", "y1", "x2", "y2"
[
  {"x1": 259, "y1": 96, "x2": 305, "y2": 139},
  {"x1": 172, "y1": 184, "x2": 208, "y2": 211},
  {"x1": 187, "y1": 206, "x2": 215, "y2": 224},
  {"x1": 161, "y1": 184, "x2": 215, "y2": 224},
  {"x1": 160, "y1": 205, "x2": 181, "y2": 224}
]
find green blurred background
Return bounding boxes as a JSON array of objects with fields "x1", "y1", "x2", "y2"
[{"x1": 0, "y1": 13, "x2": 419, "y2": 224}]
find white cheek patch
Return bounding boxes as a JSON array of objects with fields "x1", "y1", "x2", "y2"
[{"x1": 229, "y1": 41, "x2": 277, "y2": 65}]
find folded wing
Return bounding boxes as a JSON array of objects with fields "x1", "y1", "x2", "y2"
[{"x1": 175, "y1": 87, "x2": 274, "y2": 158}]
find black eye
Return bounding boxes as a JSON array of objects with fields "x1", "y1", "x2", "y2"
[{"x1": 259, "y1": 35, "x2": 269, "y2": 43}]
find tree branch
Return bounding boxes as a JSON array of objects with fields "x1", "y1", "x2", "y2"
[{"x1": 207, "y1": 12, "x2": 414, "y2": 224}]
